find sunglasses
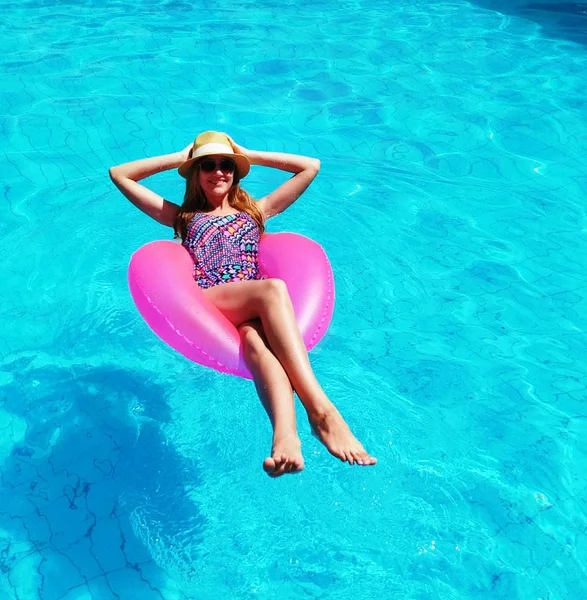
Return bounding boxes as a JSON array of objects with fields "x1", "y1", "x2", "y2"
[{"x1": 198, "y1": 158, "x2": 236, "y2": 174}]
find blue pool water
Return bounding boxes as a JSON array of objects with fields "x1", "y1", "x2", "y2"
[{"x1": 2, "y1": 0, "x2": 587, "y2": 598}]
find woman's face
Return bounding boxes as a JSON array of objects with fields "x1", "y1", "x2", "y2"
[{"x1": 197, "y1": 155, "x2": 236, "y2": 199}]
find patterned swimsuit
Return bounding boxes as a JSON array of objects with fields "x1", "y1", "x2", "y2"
[{"x1": 182, "y1": 211, "x2": 265, "y2": 289}]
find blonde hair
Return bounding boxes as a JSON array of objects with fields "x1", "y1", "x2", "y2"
[{"x1": 173, "y1": 165, "x2": 265, "y2": 241}]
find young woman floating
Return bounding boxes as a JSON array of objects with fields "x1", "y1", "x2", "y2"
[{"x1": 110, "y1": 131, "x2": 376, "y2": 477}]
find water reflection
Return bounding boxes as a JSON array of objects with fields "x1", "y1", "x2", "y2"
[{"x1": 469, "y1": 0, "x2": 587, "y2": 46}]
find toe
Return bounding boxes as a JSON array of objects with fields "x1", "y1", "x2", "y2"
[
  {"x1": 263, "y1": 457, "x2": 276, "y2": 474},
  {"x1": 293, "y1": 457, "x2": 304, "y2": 471},
  {"x1": 331, "y1": 447, "x2": 347, "y2": 462},
  {"x1": 269, "y1": 462, "x2": 288, "y2": 478},
  {"x1": 268, "y1": 454, "x2": 288, "y2": 478},
  {"x1": 338, "y1": 450, "x2": 349, "y2": 463},
  {"x1": 359, "y1": 451, "x2": 377, "y2": 465}
]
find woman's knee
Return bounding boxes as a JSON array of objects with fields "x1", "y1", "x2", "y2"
[
  {"x1": 239, "y1": 322, "x2": 269, "y2": 360},
  {"x1": 261, "y1": 278, "x2": 289, "y2": 305}
]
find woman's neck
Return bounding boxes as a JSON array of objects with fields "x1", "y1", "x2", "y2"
[
  {"x1": 204, "y1": 194, "x2": 231, "y2": 212},
  {"x1": 203, "y1": 195, "x2": 240, "y2": 215}
]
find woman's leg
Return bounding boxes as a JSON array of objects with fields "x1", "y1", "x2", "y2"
[
  {"x1": 205, "y1": 279, "x2": 376, "y2": 466},
  {"x1": 239, "y1": 320, "x2": 304, "y2": 477}
]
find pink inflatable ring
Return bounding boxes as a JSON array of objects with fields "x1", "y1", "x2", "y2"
[{"x1": 128, "y1": 233, "x2": 335, "y2": 379}]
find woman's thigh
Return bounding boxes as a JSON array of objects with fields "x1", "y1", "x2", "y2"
[{"x1": 203, "y1": 279, "x2": 284, "y2": 327}]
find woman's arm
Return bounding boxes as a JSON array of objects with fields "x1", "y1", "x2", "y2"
[
  {"x1": 109, "y1": 145, "x2": 191, "y2": 227},
  {"x1": 227, "y1": 136, "x2": 320, "y2": 220}
]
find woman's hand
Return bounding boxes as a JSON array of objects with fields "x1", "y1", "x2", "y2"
[
  {"x1": 225, "y1": 134, "x2": 250, "y2": 158},
  {"x1": 178, "y1": 143, "x2": 193, "y2": 163}
]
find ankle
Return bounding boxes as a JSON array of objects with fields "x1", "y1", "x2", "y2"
[
  {"x1": 272, "y1": 428, "x2": 300, "y2": 443},
  {"x1": 298, "y1": 389, "x2": 333, "y2": 417},
  {"x1": 307, "y1": 402, "x2": 337, "y2": 424}
]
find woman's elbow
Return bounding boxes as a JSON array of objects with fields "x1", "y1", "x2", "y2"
[
  {"x1": 310, "y1": 158, "x2": 321, "y2": 173},
  {"x1": 109, "y1": 166, "x2": 119, "y2": 182}
]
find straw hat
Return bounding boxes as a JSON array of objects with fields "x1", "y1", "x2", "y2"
[{"x1": 178, "y1": 131, "x2": 250, "y2": 179}]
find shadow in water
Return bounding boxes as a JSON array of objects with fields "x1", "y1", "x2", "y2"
[
  {"x1": 469, "y1": 0, "x2": 587, "y2": 47},
  {"x1": 0, "y1": 355, "x2": 202, "y2": 599}
]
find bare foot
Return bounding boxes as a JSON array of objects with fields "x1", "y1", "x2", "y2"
[
  {"x1": 309, "y1": 406, "x2": 377, "y2": 466},
  {"x1": 263, "y1": 434, "x2": 305, "y2": 478}
]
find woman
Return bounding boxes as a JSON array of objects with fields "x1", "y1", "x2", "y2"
[{"x1": 110, "y1": 131, "x2": 376, "y2": 477}]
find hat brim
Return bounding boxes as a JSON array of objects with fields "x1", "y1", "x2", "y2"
[{"x1": 178, "y1": 152, "x2": 250, "y2": 179}]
